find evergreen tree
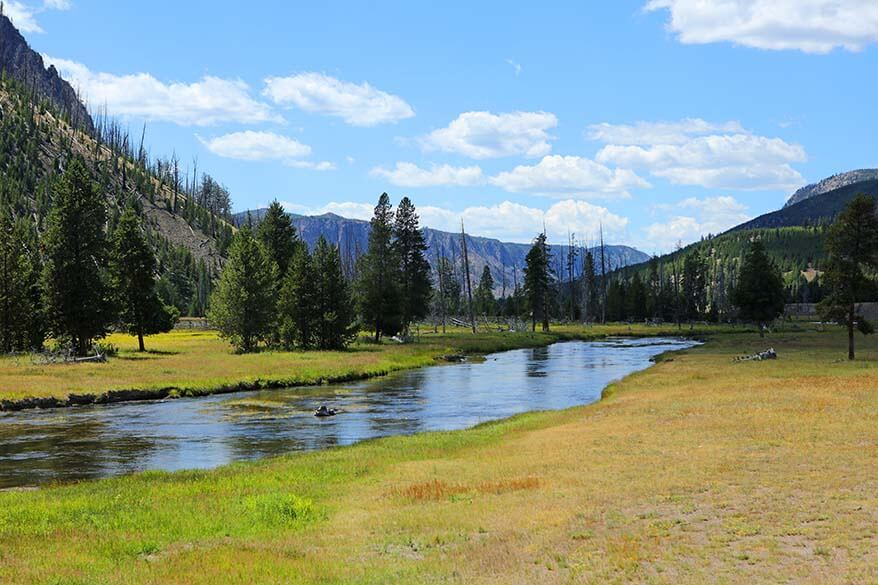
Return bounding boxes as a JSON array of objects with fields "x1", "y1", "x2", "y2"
[
  {"x1": 356, "y1": 193, "x2": 401, "y2": 341},
  {"x1": 627, "y1": 273, "x2": 647, "y2": 321},
  {"x1": 42, "y1": 159, "x2": 115, "y2": 356},
  {"x1": 209, "y1": 227, "x2": 277, "y2": 352},
  {"x1": 682, "y1": 251, "x2": 707, "y2": 322},
  {"x1": 523, "y1": 233, "x2": 552, "y2": 332},
  {"x1": 256, "y1": 200, "x2": 299, "y2": 276},
  {"x1": 583, "y1": 250, "x2": 599, "y2": 323},
  {"x1": 435, "y1": 256, "x2": 462, "y2": 315},
  {"x1": 277, "y1": 244, "x2": 318, "y2": 349},
  {"x1": 474, "y1": 265, "x2": 495, "y2": 316},
  {"x1": 0, "y1": 212, "x2": 35, "y2": 353},
  {"x1": 818, "y1": 195, "x2": 878, "y2": 360},
  {"x1": 312, "y1": 236, "x2": 357, "y2": 349},
  {"x1": 394, "y1": 197, "x2": 432, "y2": 335},
  {"x1": 647, "y1": 257, "x2": 663, "y2": 320},
  {"x1": 732, "y1": 240, "x2": 785, "y2": 336},
  {"x1": 110, "y1": 208, "x2": 178, "y2": 351}
]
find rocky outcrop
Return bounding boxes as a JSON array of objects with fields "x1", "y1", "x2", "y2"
[
  {"x1": 785, "y1": 169, "x2": 878, "y2": 208},
  {"x1": 0, "y1": 13, "x2": 93, "y2": 132}
]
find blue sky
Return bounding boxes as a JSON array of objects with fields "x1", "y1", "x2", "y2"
[{"x1": 11, "y1": 0, "x2": 878, "y2": 252}]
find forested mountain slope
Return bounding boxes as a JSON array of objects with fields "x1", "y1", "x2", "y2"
[
  {"x1": 0, "y1": 14, "x2": 236, "y2": 315},
  {"x1": 784, "y1": 169, "x2": 878, "y2": 208}
]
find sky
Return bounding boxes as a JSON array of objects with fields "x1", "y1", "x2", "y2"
[{"x1": 9, "y1": 0, "x2": 878, "y2": 252}]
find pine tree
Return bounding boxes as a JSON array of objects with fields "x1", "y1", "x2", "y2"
[
  {"x1": 42, "y1": 159, "x2": 115, "y2": 356},
  {"x1": 110, "y1": 208, "x2": 178, "y2": 351},
  {"x1": 818, "y1": 195, "x2": 878, "y2": 360},
  {"x1": 523, "y1": 233, "x2": 552, "y2": 332},
  {"x1": 394, "y1": 197, "x2": 432, "y2": 335},
  {"x1": 208, "y1": 226, "x2": 277, "y2": 352},
  {"x1": 474, "y1": 265, "x2": 495, "y2": 316},
  {"x1": 682, "y1": 251, "x2": 707, "y2": 322},
  {"x1": 435, "y1": 256, "x2": 461, "y2": 316},
  {"x1": 256, "y1": 200, "x2": 299, "y2": 276},
  {"x1": 312, "y1": 236, "x2": 357, "y2": 349},
  {"x1": 733, "y1": 239, "x2": 785, "y2": 337},
  {"x1": 356, "y1": 193, "x2": 401, "y2": 341},
  {"x1": 277, "y1": 244, "x2": 318, "y2": 349},
  {"x1": 0, "y1": 212, "x2": 34, "y2": 353},
  {"x1": 627, "y1": 273, "x2": 647, "y2": 321},
  {"x1": 583, "y1": 250, "x2": 599, "y2": 323}
]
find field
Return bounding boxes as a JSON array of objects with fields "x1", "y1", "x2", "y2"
[
  {"x1": 2, "y1": 325, "x2": 878, "y2": 583},
  {"x1": 0, "y1": 323, "x2": 729, "y2": 407}
]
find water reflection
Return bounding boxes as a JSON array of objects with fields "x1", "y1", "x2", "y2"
[{"x1": 0, "y1": 337, "x2": 695, "y2": 488}]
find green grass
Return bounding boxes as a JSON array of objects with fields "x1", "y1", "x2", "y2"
[{"x1": 3, "y1": 324, "x2": 878, "y2": 582}]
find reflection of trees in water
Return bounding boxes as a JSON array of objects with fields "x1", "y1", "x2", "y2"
[
  {"x1": 0, "y1": 417, "x2": 158, "y2": 488},
  {"x1": 526, "y1": 346, "x2": 551, "y2": 378}
]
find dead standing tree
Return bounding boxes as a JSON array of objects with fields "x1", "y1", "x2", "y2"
[{"x1": 460, "y1": 220, "x2": 476, "y2": 334}]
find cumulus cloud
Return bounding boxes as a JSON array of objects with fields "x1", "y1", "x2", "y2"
[
  {"x1": 490, "y1": 155, "x2": 650, "y2": 197},
  {"x1": 198, "y1": 131, "x2": 334, "y2": 170},
  {"x1": 592, "y1": 120, "x2": 806, "y2": 191},
  {"x1": 44, "y1": 56, "x2": 279, "y2": 126},
  {"x1": 286, "y1": 199, "x2": 628, "y2": 244},
  {"x1": 263, "y1": 72, "x2": 414, "y2": 126},
  {"x1": 644, "y1": 195, "x2": 751, "y2": 251},
  {"x1": 421, "y1": 111, "x2": 558, "y2": 159},
  {"x1": 370, "y1": 162, "x2": 484, "y2": 187},
  {"x1": 645, "y1": 0, "x2": 878, "y2": 54},
  {"x1": 3, "y1": 0, "x2": 70, "y2": 32}
]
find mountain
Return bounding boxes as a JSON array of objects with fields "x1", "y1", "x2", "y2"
[
  {"x1": 234, "y1": 209, "x2": 649, "y2": 293},
  {"x1": 734, "y1": 179, "x2": 878, "y2": 232},
  {"x1": 0, "y1": 14, "x2": 93, "y2": 133},
  {"x1": 0, "y1": 14, "x2": 237, "y2": 315},
  {"x1": 784, "y1": 169, "x2": 878, "y2": 208}
]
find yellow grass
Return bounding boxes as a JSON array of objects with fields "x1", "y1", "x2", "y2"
[{"x1": 2, "y1": 325, "x2": 878, "y2": 583}]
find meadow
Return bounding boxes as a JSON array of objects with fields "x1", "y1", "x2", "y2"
[
  {"x1": 2, "y1": 324, "x2": 877, "y2": 583},
  {"x1": 0, "y1": 323, "x2": 731, "y2": 407}
]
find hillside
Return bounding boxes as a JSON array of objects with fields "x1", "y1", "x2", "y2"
[
  {"x1": 0, "y1": 14, "x2": 235, "y2": 315},
  {"x1": 735, "y1": 179, "x2": 878, "y2": 231},
  {"x1": 785, "y1": 169, "x2": 878, "y2": 207},
  {"x1": 234, "y1": 209, "x2": 649, "y2": 293}
]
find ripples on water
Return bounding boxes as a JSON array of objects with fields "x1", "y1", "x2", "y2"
[{"x1": 0, "y1": 337, "x2": 696, "y2": 488}]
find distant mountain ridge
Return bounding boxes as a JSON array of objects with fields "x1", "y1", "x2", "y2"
[
  {"x1": 0, "y1": 13, "x2": 93, "y2": 132},
  {"x1": 784, "y1": 169, "x2": 878, "y2": 208},
  {"x1": 234, "y1": 209, "x2": 649, "y2": 294}
]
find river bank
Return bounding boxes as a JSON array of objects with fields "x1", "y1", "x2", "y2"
[{"x1": 0, "y1": 324, "x2": 732, "y2": 411}]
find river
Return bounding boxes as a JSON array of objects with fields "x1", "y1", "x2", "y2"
[{"x1": 0, "y1": 337, "x2": 696, "y2": 488}]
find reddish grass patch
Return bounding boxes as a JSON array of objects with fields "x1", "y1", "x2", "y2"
[{"x1": 394, "y1": 477, "x2": 541, "y2": 501}]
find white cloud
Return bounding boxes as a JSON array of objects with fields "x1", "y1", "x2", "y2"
[
  {"x1": 644, "y1": 195, "x2": 751, "y2": 251},
  {"x1": 421, "y1": 111, "x2": 558, "y2": 159},
  {"x1": 593, "y1": 121, "x2": 806, "y2": 190},
  {"x1": 263, "y1": 72, "x2": 414, "y2": 126},
  {"x1": 286, "y1": 199, "x2": 628, "y2": 244},
  {"x1": 490, "y1": 155, "x2": 650, "y2": 197},
  {"x1": 43, "y1": 56, "x2": 278, "y2": 126},
  {"x1": 42, "y1": 0, "x2": 71, "y2": 9},
  {"x1": 4, "y1": 1, "x2": 45, "y2": 32},
  {"x1": 645, "y1": 0, "x2": 878, "y2": 54},
  {"x1": 370, "y1": 162, "x2": 484, "y2": 187},
  {"x1": 506, "y1": 59, "x2": 522, "y2": 75},
  {"x1": 587, "y1": 118, "x2": 745, "y2": 145},
  {"x1": 199, "y1": 131, "x2": 334, "y2": 170}
]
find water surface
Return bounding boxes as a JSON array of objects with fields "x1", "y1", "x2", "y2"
[{"x1": 0, "y1": 337, "x2": 695, "y2": 488}]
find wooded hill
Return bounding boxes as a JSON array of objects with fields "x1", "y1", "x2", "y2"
[{"x1": 0, "y1": 14, "x2": 235, "y2": 316}]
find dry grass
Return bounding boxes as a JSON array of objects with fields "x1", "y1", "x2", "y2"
[{"x1": 6, "y1": 324, "x2": 874, "y2": 583}]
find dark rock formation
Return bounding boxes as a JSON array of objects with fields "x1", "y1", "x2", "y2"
[
  {"x1": 785, "y1": 169, "x2": 878, "y2": 208},
  {"x1": 0, "y1": 13, "x2": 93, "y2": 132}
]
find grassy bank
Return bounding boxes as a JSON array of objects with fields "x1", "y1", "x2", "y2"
[
  {"x1": 0, "y1": 323, "x2": 732, "y2": 409},
  {"x1": 2, "y1": 326, "x2": 877, "y2": 583}
]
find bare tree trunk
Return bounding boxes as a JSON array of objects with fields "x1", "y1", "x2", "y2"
[
  {"x1": 461, "y1": 221, "x2": 476, "y2": 334},
  {"x1": 849, "y1": 303, "x2": 856, "y2": 360}
]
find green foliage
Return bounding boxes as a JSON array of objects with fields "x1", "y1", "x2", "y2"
[
  {"x1": 110, "y1": 208, "x2": 178, "y2": 351},
  {"x1": 208, "y1": 227, "x2": 278, "y2": 353},
  {"x1": 312, "y1": 236, "x2": 357, "y2": 350},
  {"x1": 394, "y1": 197, "x2": 432, "y2": 334},
  {"x1": 474, "y1": 265, "x2": 495, "y2": 316},
  {"x1": 0, "y1": 211, "x2": 39, "y2": 352},
  {"x1": 277, "y1": 244, "x2": 319, "y2": 349},
  {"x1": 733, "y1": 240, "x2": 786, "y2": 333},
  {"x1": 256, "y1": 200, "x2": 299, "y2": 276},
  {"x1": 42, "y1": 159, "x2": 115, "y2": 355},
  {"x1": 524, "y1": 233, "x2": 552, "y2": 332},
  {"x1": 434, "y1": 256, "x2": 461, "y2": 316},
  {"x1": 356, "y1": 193, "x2": 402, "y2": 341},
  {"x1": 818, "y1": 195, "x2": 878, "y2": 359}
]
